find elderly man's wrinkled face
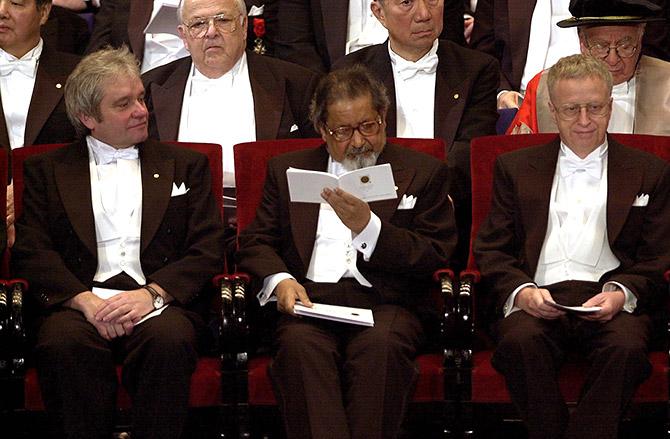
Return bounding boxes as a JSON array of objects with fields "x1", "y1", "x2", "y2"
[
  {"x1": 579, "y1": 25, "x2": 644, "y2": 85},
  {"x1": 0, "y1": 0, "x2": 50, "y2": 58},
  {"x1": 371, "y1": 0, "x2": 443, "y2": 61},
  {"x1": 80, "y1": 74, "x2": 149, "y2": 149},
  {"x1": 319, "y1": 94, "x2": 387, "y2": 171},
  {"x1": 178, "y1": 0, "x2": 247, "y2": 78},
  {"x1": 549, "y1": 76, "x2": 612, "y2": 156}
]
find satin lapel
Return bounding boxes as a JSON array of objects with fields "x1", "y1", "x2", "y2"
[
  {"x1": 139, "y1": 140, "x2": 174, "y2": 254},
  {"x1": 367, "y1": 44, "x2": 398, "y2": 136},
  {"x1": 519, "y1": 141, "x2": 559, "y2": 273},
  {"x1": 54, "y1": 141, "x2": 97, "y2": 257},
  {"x1": 249, "y1": 53, "x2": 284, "y2": 140},
  {"x1": 320, "y1": 0, "x2": 348, "y2": 64},
  {"x1": 25, "y1": 48, "x2": 67, "y2": 147},
  {"x1": 434, "y1": 42, "x2": 467, "y2": 148},
  {"x1": 151, "y1": 58, "x2": 191, "y2": 140},
  {"x1": 369, "y1": 145, "x2": 414, "y2": 221},
  {"x1": 289, "y1": 146, "x2": 328, "y2": 267},
  {"x1": 606, "y1": 140, "x2": 641, "y2": 243},
  {"x1": 0, "y1": 97, "x2": 9, "y2": 149},
  {"x1": 128, "y1": 0, "x2": 152, "y2": 57}
]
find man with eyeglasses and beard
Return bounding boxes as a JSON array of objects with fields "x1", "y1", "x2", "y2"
[
  {"x1": 475, "y1": 54, "x2": 670, "y2": 439},
  {"x1": 508, "y1": 0, "x2": 670, "y2": 136},
  {"x1": 236, "y1": 65, "x2": 457, "y2": 438}
]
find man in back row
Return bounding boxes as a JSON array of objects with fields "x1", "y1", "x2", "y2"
[
  {"x1": 508, "y1": 0, "x2": 670, "y2": 136},
  {"x1": 476, "y1": 54, "x2": 670, "y2": 439}
]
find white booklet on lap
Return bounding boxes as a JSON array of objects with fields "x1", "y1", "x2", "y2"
[
  {"x1": 286, "y1": 164, "x2": 397, "y2": 203},
  {"x1": 294, "y1": 302, "x2": 374, "y2": 327}
]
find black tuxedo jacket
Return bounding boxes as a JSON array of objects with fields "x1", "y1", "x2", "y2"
[
  {"x1": 474, "y1": 137, "x2": 670, "y2": 314},
  {"x1": 237, "y1": 143, "x2": 457, "y2": 313},
  {"x1": 12, "y1": 139, "x2": 225, "y2": 311},
  {"x1": 0, "y1": 45, "x2": 79, "y2": 150},
  {"x1": 85, "y1": 0, "x2": 148, "y2": 61},
  {"x1": 141, "y1": 52, "x2": 320, "y2": 141}
]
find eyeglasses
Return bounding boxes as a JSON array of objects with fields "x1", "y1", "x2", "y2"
[
  {"x1": 324, "y1": 117, "x2": 383, "y2": 142},
  {"x1": 553, "y1": 101, "x2": 610, "y2": 120},
  {"x1": 183, "y1": 13, "x2": 241, "y2": 39},
  {"x1": 585, "y1": 39, "x2": 638, "y2": 59}
]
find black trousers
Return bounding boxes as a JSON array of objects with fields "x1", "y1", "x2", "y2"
[
  {"x1": 35, "y1": 304, "x2": 201, "y2": 439},
  {"x1": 492, "y1": 280, "x2": 651, "y2": 439}
]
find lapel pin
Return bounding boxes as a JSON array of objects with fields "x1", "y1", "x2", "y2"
[
  {"x1": 360, "y1": 175, "x2": 370, "y2": 183},
  {"x1": 56, "y1": 83, "x2": 62, "y2": 89},
  {"x1": 453, "y1": 93, "x2": 459, "y2": 100},
  {"x1": 153, "y1": 173, "x2": 160, "y2": 179}
]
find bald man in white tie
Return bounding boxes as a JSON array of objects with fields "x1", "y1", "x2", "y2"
[
  {"x1": 334, "y1": 0, "x2": 500, "y2": 271},
  {"x1": 474, "y1": 54, "x2": 670, "y2": 439}
]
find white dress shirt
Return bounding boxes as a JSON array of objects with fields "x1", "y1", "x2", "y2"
[
  {"x1": 609, "y1": 78, "x2": 636, "y2": 133},
  {"x1": 140, "y1": 0, "x2": 189, "y2": 73},
  {"x1": 256, "y1": 157, "x2": 382, "y2": 306},
  {"x1": 87, "y1": 136, "x2": 146, "y2": 286},
  {"x1": 178, "y1": 53, "x2": 256, "y2": 188},
  {"x1": 504, "y1": 141, "x2": 636, "y2": 316},
  {"x1": 0, "y1": 40, "x2": 42, "y2": 150},
  {"x1": 520, "y1": 0, "x2": 579, "y2": 94},
  {"x1": 388, "y1": 40, "x2": 438, "y2": 139},
  {"x1": 346, "y1": 0, "x2": 389, "y2": 54}
]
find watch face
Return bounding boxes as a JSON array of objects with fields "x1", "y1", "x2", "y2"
[{"x1": 153, "y1": 295, "x2": 164, "y2": 309}]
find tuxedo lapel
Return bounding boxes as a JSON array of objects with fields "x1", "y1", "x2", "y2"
[
  {"x1": 519, "y1": 141, "x2": 559, "y2": 273},
  {"x1": 289, "y1": 146, "x2": 327, "y2": 267},
  {"x1": 434, "y1": 42, "x2": 468, "y2": 148},
  {"x1": 139, "y1": 140, "x2": 174, "y2": 253},
  {"x1": 606, "y1": 140, "x2": 642, "y2": 243},
  {"x1": 248, "y1": 53, "x2": 285, "y2": 140},
  {"x1": 128, "y1": 0, "x2": 152, "y2": 58},
  {"x1": 54, "y1": 141, "x2": 97, "y2": 257},
  {"x1": 150, "y1": 58, "x2": 191, "y2": 140},
  {"x1": 366, "y1": 44, "x2": 398, "y2": 136},
  {"x1": 509, "y1": 0, "x2": 536, "y2": 88},
  {"x1": 370, "y1": 145, "x2": 414, "y2": 221},
  {"x1": 0, "y1": 98, "x2": 9, "y2": 149},
  {"x1": 24, "y1": 48, "x2": 67, "y2": 147},
  {"x1": 320, "y1": 0, "x2": 348, "y2": 65}
]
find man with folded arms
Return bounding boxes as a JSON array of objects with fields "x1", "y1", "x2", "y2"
[
  {"x1": 237, "y1": 65, "x2": 456, "y2": 438},
  {"x1": 12, "y1": 46, "x2": 225, "y2": 439},
  {"x1": 475, "y1": 54, "x2": 670, "y2": 439}
]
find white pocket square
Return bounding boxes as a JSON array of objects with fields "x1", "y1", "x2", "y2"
[
  {"x1": 632, "y1": 193, "x2": 649, "y2": 207},
  {"x1": 289, "y1": 124, "x2": 299, "y2": 133},
  {"x1": 171, "y1": 182, "x2": 190, "y2": 197},
  {"x1": 397, "y1": 194, "x2": 417, "y2": 210}
]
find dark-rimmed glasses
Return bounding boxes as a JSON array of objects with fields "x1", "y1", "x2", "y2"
[
  {"x1": 183, "y1": 13, "x2": 241, "y2": 39},
  {"x1": 324, "y1": 116, "x2": 383, "y2": 142}
]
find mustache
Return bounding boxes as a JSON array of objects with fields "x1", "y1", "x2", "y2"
[{"x1": 345, "y1": 144, "x2": 373, "y2": 156}]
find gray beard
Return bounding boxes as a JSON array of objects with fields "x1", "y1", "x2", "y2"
[{"x1": 340, "y1": 150, "x2": 379, "y2": 171}]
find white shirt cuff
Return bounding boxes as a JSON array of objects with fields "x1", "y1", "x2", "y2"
[
  {"x1": 352, "y1": 212, "x2": 381, "y2": 261},
  {"x1": 603, "y1": 281, "x2": 637, "y2": 313},
  {"x1": 503, "y1": 282, "x2": 536, "y2": 317},
  {"x1": 257, "y1": 272, "x2": 294, "y2": 306}
]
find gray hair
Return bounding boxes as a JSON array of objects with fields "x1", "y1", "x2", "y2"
[
  {"x1": 64, "y1": 46, "x2": 141, "y2": 136},
  {"x1": 177, "y1": 0, "x2": 246, "y2": 23},
  {"x1": 310, "y1": 64, "x2": 390, "y2": 131},
  {"x1": 547, "y1": 54, "x2": 613, "y2": 102}
]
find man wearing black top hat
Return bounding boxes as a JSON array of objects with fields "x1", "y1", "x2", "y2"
[{"x1": 508, "y1": 0, "x2": 670, "y2": 135}]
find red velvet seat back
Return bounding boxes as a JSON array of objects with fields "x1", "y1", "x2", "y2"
[{"x1": 233, "y1": 137, "x2": 446, "y2": 233}]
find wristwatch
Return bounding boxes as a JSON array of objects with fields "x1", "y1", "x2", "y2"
[{"x1": 143, "y1": 285, "x2": 164, "y2": 310}]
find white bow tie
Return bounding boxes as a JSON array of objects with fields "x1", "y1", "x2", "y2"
[
  {"x1": 559, "y1": 155, "x2": 602, "y2": 179},
  {"x1": 96, "y1": 147, "x2": 139, "y2": 165},
  {"x1": 0, "y1": 58, "x2": 37, "y2": 78},
  {"x1": 395, "y1": 52, "x2": 438, "y2": 81}
]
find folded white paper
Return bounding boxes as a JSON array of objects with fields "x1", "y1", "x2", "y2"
[
  {"x1": 92, "y1": 287, "x2": 169, "y2": 325},
  {"x1": 294, "y1": 302, "x2": 374, "y2": 327},
  {"x1": 543, "y1": 299, "x2": 601, "y2": 314},
  {"x1": 144, "y1": 1, "x2": 180, "y2": 35},
  {"x1": 287, "y1": 163, "x2": 397, "y2": 203}
]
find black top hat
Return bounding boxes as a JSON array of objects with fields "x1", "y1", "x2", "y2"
[{"x1": 557, "y1": 0, "x2": 665, "y2": 28}]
